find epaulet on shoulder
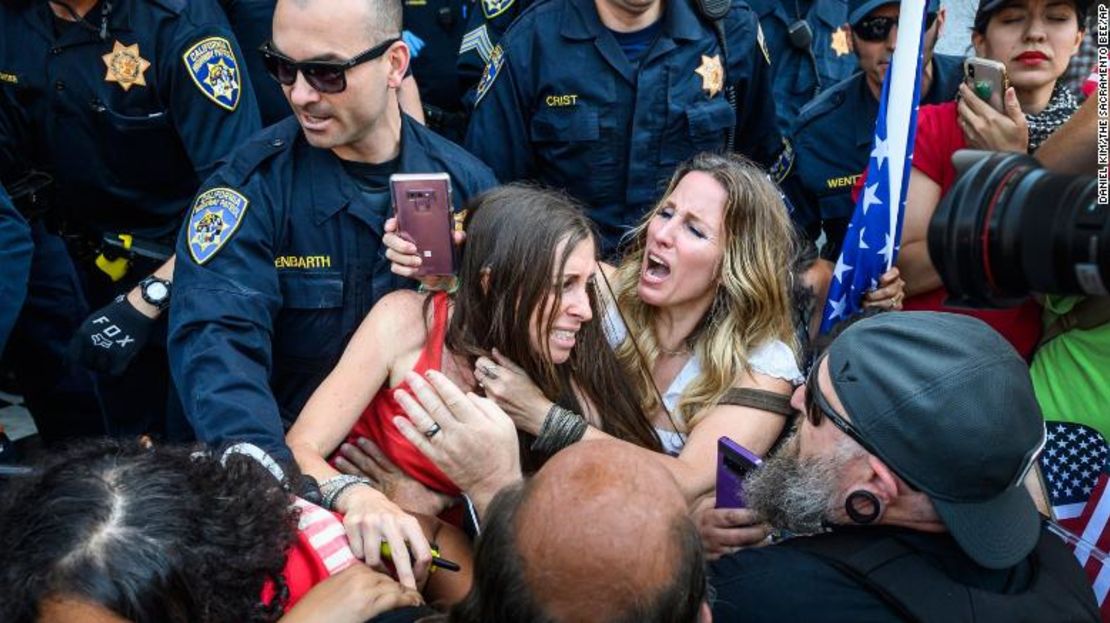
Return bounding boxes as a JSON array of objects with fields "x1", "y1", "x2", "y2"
[
  {"x1": 224, "y1": 119, "x2": 297, "y2": 184},
  {"x1": 512, "y1": 0, "x2": 557, "y2": 26},
  {"x1": 147, "y1": 0, "x2": 186, "y2": 16},
  {"x1": 794, "y1": 81, "x2": 849, "y2": 129}
]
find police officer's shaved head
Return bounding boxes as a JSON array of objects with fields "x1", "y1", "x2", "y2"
[
  {"x1": 283, "y1": 0, "x2": 401, "y2": 43},
  {"x1": 450, "y1": 440, "x2": 708, "y2": 622}
]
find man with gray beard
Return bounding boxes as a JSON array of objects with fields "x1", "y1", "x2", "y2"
[{"x1": 708, "y1": 311, "x2": 1099, "y2": 622}]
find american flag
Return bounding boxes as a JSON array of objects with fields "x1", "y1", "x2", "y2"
[
  {"x1": 1041, "y1": 421, "x2": 1110, "y2": 617},
  {"x1": 819, "y1": 0, "x2": 929, "y2": 334}
]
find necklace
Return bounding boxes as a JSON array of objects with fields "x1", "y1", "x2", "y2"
[{"x1": 657, "y1": 343, "x2": 692, "y2": 357}]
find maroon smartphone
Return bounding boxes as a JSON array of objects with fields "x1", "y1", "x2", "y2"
[{"x1": 390, "y1": 173, "x2": 456, "y2": 277}]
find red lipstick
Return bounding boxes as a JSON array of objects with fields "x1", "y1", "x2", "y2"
[{"x1": 1015, "y1": 51, "x2": 1049, "y2": 65}]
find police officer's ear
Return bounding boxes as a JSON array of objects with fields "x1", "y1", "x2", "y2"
[{"x1": 386, "y1": 40, "x2": 411, "y2": 90}]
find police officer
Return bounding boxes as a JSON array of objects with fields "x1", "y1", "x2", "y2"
[
  {"x1": 0, "y1": 0, "x2": 261, "y2": 440},
  {"x1": 747, "y1": 0, "x2": 857, "y2": 134},
  {"x1": 169, "y1": 0, "x2": 496, "y2": 464},
  {"x1": 0, "y1": 183, "x2": 31, "y2": 354},
  {"x1": 463, "y1": 0, "x2": 792, "y2": 256},
  {"x1": 791, "y1": 0, "x2": 961, "y2": 263}
]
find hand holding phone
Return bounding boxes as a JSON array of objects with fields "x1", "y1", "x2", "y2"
[
  {"x1": 390, "y1": 173, "x2": 456, "y2": 277},
  {"x1": 715, "y1": 437, "x2": 762, "y2": 509},
  {"x1": 963, "y1": 57, "x2": 1010, "y2": 114}
]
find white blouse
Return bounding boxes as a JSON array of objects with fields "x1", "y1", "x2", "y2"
[{"x1": 604, "y1": 305, "x2": 802, "y2": 455}]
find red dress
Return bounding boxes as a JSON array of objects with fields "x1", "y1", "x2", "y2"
[
  {"x1": 338, "y1": 291, "x2": 460, "y2": 495},
  {"x1": 905, "y1": 102, "x2": 1041, "y2": 359}
]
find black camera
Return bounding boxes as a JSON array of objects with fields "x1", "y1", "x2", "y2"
[{"x1": 928, "y1": 150, "x2": 1107, "y2": 308}]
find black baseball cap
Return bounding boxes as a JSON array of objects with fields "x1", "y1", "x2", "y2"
[
  {"x1": 849, "y1": 0, "x2": 940, "y2": 27},
  {"x1": 823, "y1": 312, "x2": 1046, "y2": 569},
  {"x1": 975, "y1": 0, "x2": 1091, "y2": 33}
]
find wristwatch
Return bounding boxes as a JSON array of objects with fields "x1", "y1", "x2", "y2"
[{"x1": 138, "y1": 275, "x2": 172, "y2": 311}]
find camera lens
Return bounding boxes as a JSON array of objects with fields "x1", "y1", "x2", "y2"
[{"x1": 928, "y1": 151, "x2": 1107, "y2": 307}]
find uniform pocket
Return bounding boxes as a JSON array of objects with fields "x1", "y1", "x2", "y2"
[
  {"x1": 685, "y1": 98, "x2": 734, "y2": 143},
  {"x1": 279, "y1": 272, "x2": 344, "y2": 308},
  {"x1": 92, "y1": 101, "x2": 190, "y2": 186},
  {"x1": 529, "y1": 106, "x2": 600, "y2": 143}
]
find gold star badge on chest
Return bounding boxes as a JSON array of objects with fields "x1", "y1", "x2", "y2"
[
  {"x1": 830, "y1": 27, "x2": 851, "y2": 57},
  {"x1": 695, "y1": 54, "x2": 724, "y2": 98},
  {"x1": 102, "y1": 40, "x2": 151, "y2": 91}
]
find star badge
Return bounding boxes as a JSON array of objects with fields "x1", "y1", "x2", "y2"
[
  {"x1": 830, "y1": 27, "x2": 851, "y2": 57},
  {"x1": 695, "y1": 54, "x2": 724, "y2": 98},
  {"x1": 102, "y1": 41, "x2": 150, "y2": 91}
]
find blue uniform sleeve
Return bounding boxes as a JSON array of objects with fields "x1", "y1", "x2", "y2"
[
  {"x1": 727, "y1": 7, "x2": 783, "y2": 171},
  {"x1": 163, "y1": 15, "x2": 262, "y2": 181},
  {"x1": 464, "y1": 48, "x2": 535, "y2": 184},
  {"x1": 456, "y1": 0, "x2": 526, "y2": 95},
  {"x1": 169, "y1": 173, "x2": 290, "y2": 462},
  {"x1": 0, "y1": 183, "x2": 31, "y2": 353}
]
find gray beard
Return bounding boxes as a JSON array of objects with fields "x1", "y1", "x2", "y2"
[{"x1": 743, "y1": 433, "x2": 860, "y2": 535}]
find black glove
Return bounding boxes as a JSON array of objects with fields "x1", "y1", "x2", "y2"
[{"x1": 69, "y1": 295, "x2": 155, "y2": 376}]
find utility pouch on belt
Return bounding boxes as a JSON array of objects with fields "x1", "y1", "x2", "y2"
[
  {"x1": 95, "y1": 233, "x2": 174, "y2": 282},
  {"x1": 6, "y1": 170, "x2": 54, "y2": 220}
]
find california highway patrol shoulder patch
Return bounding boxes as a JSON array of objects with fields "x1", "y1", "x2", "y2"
[
  {"x1": 182, "y1": 37, "x2": 242, "y2": 111},
  {"x1": 482, "y1": 0, "x2": 514, "y2": 19},
  {"x1": 188, "y1": 187, "x2": 249, "y2": 265},
  {"x1": 474, "y1": 44, "x2": 504, "y2": 106}
]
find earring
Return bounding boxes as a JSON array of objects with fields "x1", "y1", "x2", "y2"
[{"x1": 844, "y1": 490, "x2": 881, "y2": 525}]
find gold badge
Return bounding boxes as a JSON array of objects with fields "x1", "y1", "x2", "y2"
[
  {"x1": 102, "y1": 41, "x2": 151, "y2": 92},
  {"x1": 831, "y1": 27, "x2": 851, "y2": 57},
  {"x1": 695, "y1": 54, "x2": 724, "y2": 98}
]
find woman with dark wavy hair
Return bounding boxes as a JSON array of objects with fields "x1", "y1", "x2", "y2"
[
  {"x1": 0, "y1": 441, "x2": 433, "y2": 623},
  {"x1": 286, "y1": 184, "x2": 655, "y2": 587}
]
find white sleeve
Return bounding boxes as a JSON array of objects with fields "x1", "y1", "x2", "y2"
[{"x1": 748, "y1": 340, "x2": 803, "y2": 384}]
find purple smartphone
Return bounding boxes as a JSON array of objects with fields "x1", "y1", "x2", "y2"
[
  {"x1": 390, "y1": 173, "x2": 456, "y2": 277},
  {"x1": 715, "y1": 437, "x2": 762, "y2": 509}
]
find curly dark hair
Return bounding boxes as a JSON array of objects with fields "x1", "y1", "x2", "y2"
[{"x1": 0, "y1": 440, "x2": 299, "y2": 623}]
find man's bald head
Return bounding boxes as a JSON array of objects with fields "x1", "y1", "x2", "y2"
[
  {"x1": 513, "y1": 440, "x2": 705, "y2": 622},
  {"x1": 280, "y1": 0, "x2": 401, "y2": 46}
]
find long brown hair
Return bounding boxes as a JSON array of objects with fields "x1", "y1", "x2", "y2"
[
  {"x1": 446, "y1": 184, "x2": 661, "y2": 453},
  {"x1": 614, "y1": 153, "x2": 798, "y2": 429}
]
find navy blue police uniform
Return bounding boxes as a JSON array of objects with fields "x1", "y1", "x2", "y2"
[
  {"x1": 169, "y1": 114, "x2": 496, "y2": 464},
  {"x1": 746, "y1": 0, "x2": 857, "y2": 134},
  {"x1": 791, "y1": 53, "x2": 963, "y2": 259},
  {"x1": 404, "y1": 0, "x2": 471, "y2": 141},
  {"x1": 456, "y1": 0, "x2": 527, "y2": 95},
  {"x1": 464, "y1": 0, "x2": 789, "y2": 256},
  {"x1": 0, "y1": 0, "x2": 262, "y2": 439},
  {"x1": 218, "y1": 0, "x2": 291, "y2": 125},
  {"x1": 0, "y1": 183, "x2": 32, "y2": 354}
]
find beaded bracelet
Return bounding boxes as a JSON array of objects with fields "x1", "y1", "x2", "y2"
[
  {"x1": 531, "y1": 404, "x2": 587, "y2": 454},
  {"x1": 319, "y1": 474, "x2": 373, "y2": 511}
]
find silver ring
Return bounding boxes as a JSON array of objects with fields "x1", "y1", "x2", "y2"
[{"x1": 424, "y1": 423, "x2": 442, "y2": 439}]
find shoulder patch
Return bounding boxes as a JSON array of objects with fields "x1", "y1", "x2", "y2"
[
  {"x1": 769, "y1": 138, "x2": 795, "y2": 183},
  {"x1": 482, "y1": 0, "x2": 514, "y2": 20},
  {"x1": 459, "y1": 24, "x2": 494, "y2": 64},
  {"x1": 182, "y1": 37, "x2": 243, "y2": 111},
  {"x1": 473, "y1": 44, "x2": 504, "y2": 106},
  {"x1": 188, "y1": 188, "x2": 249, "y2": 265}
]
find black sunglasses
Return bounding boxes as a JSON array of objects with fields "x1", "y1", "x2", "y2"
[
  {"x1": 804, "y1": 366, "x2": 883, "y2": 459},
  {"x1": 259, "y1": 38, "x2": 401, "y2": 94},
  {"x1": 852, "y1": 12, "x2": 938, "y2": 43}
]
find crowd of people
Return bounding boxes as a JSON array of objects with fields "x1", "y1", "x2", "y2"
[{"x1": 0, "y1": 0, "x2": 1105, "y2": 619}]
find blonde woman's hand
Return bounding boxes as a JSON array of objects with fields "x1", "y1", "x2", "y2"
[
  {"x1": 337, "y1": 485, "x2": 434, "y2": 591},
  {"x1": 474, "y1": 349, "x2": 552, "y2": 435},
  {"x1": 862, "y1": 267, "x2": 905, "y2": 311},
  {"x1": 336, "y1": 437, "x2": 456, "y2": 517},
  {"x1": 957, "y1": 84, "x2": 1029, "y2": 154}
]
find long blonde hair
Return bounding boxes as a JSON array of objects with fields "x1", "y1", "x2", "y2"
[{"x1": 613, "y1": 153, "x2": 798, "y2": 429}]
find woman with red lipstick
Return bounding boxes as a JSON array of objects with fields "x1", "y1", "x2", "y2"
[
  {"x1": 285, "y1": 184, "x2": 656, "y2": 583},
  {"x1": 896, "y1": 0, "x2": 1087, "y2": 359}
]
